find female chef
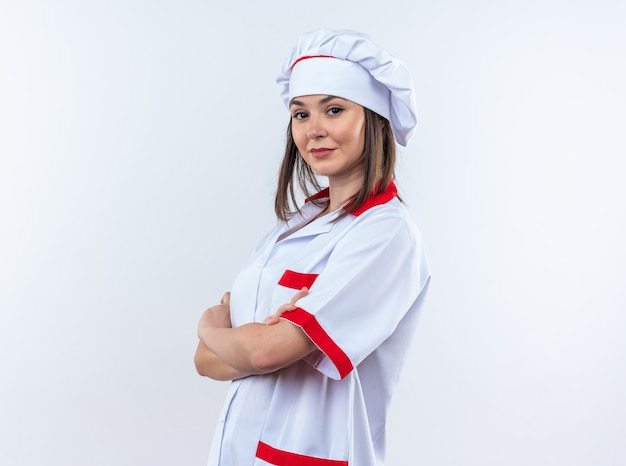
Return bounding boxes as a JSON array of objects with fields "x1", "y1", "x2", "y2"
[{"x1": 194, "y1": 29, "x2": 430, "y2": 465}]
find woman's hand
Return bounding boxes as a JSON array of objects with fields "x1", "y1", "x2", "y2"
[
  {"x1": 196, "y1": 292, "x2": 254, "y2": 381},
  {"x1": 263, "y1": 287, "x2": 309, "y2": 325},
  {"x1": 197, "y1": 292, "x2": 232, "y2": 336}
]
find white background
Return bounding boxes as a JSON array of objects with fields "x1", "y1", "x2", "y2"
[{"x1": 1, "y1": 1, "x2": 625, "y2": 465}]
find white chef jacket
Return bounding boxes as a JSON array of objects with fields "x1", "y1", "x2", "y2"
[{"x1": 207, "y1": 181, "x2": 430, "y2": 466}]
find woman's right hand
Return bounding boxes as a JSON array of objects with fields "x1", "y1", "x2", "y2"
[
  {"x1": 263, "y1": 287, "x2": 309, "y2": 325},
  {"x1": 197, "y1": 292, "x2": 232, "y2": 336}
]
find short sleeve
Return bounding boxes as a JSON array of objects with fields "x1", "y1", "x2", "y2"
[{"x1": 280, "y1": 206, "x2": 430, "y2": 380}]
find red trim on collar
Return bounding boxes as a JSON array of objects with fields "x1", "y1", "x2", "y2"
[
  {"x1": 305, "y1": 187, "x2": 330, "y2": 203},
  {"x1": 304, "y1": 181, "x2": 398, "y2": 217},
  {"x1": 349, "y1": 180, "x2": 398, "y2": 216}
]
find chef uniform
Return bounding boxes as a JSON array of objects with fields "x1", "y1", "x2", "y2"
[{"x1": 207, "y1": 29, "x2": 431, "y2": 465}]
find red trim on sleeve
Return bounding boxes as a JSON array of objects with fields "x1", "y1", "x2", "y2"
[
  {"x1": 291, "y1": 55, "x2": 335, "y2": 70},
  {"x1": 278, "y1": 270, "x2": 319, "y2": 290},
  {"x1": 256, "y1": 441, "x2": 348, "y2": 466},
  {"x1": 281, "y1": 307, "x2": 353, "y2": 379}
]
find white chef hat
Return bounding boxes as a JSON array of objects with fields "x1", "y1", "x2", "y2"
[{"x1": 277, "y1": 29, "x2": 417, "y2": 147}]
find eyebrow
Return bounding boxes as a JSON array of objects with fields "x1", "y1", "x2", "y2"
[{"x1": 289, "y1": 95, "x2": 346, "y2": 108}]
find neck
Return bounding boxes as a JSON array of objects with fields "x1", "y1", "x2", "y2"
[{"x1": 327, "y1": 172, "x2": 364, "y2": 212}]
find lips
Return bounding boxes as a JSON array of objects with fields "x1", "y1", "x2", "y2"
[{"x1": 309, "y1": 148, "x2": 335, "y2": 158}]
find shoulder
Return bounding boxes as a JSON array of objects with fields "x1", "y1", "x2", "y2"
[
  {"x1": 346, "y1": 198, "x2": 422, "y2": 241},
  {"x1": 325, "y1": 199, "x2": 426, "y2": 268}
]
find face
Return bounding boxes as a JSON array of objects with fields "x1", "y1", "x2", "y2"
[{"x1": 289, "y1": 95, "x2": 366, "y2": 185}]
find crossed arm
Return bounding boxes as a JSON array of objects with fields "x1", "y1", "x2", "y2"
[{"x1": 194, "y1": 289, "x2": 315, "y2": 381}]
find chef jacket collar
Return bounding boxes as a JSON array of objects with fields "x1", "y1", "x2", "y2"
[{"x1": 305, "y1": 180, "x2": 398, "y2": 216}]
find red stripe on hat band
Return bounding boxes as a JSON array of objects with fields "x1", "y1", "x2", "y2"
[
  {"x1": 291, "y1": 55, "x2": 335, "y2": 70},
  {"x1": 278, "y1": 270, "x2": 319, "y2": 290},
  {"x1": 256, "y1": 441, "x2": 349, "y2": 465}
]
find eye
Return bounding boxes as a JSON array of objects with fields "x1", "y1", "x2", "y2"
[
  {"x1": 292, "y1": 111, "x2": 308, "y2": 120},
  {"x1": 327, "y1": 106, "x2": 344, "y2": 116}
]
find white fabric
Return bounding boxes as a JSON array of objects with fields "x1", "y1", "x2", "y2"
[
  {"x1": 207, "y1": 185, "x2": 430, "y2": 465},
  {"x1": 288, "y1": 57, "x2": 391, "y2": 124},
  {"x1": 277, "y1": 28, "x2": 418, "y2": 147}
]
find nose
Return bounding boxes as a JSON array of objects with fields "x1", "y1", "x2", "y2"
[{"x1": 306, "y1": 114, "x2": 327, "y2": 140}]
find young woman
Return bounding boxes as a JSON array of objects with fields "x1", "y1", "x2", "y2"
[{"x1": 195, "y1": 28, "x2": 431, "y2": 465}]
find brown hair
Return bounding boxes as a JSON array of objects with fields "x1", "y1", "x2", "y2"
[{"x1": 274, "y1": 108, "x2": 397, "y2": 222}]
